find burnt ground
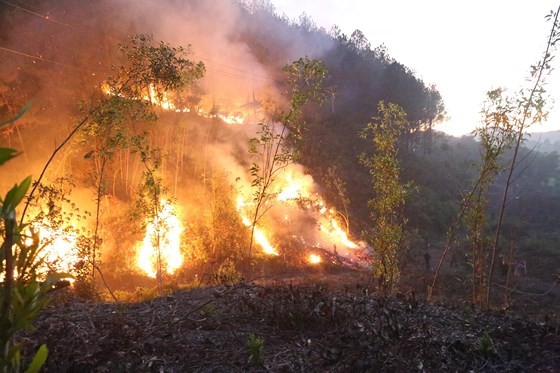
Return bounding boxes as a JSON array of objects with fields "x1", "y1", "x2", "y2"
[{"x1": 20, "y1": 270, "x2": 560, "y2": 372}]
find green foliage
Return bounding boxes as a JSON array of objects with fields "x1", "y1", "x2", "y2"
[
  {"x1": 1, "y1": 143, "x2": 72, "y2": 372},
  {"x1": 0, "y1": 102, "x2": 31, "y2": 129},
  {"x1": 79, "y1": 34, "x2": 205, "y2": 288},
  {"x1": 479, "y1": 331, "x2": 496, "y2": 357},
  {"x1": 0, "y1": 149, "x2": 20, "y2": 167},
  {"x1": 113, "y1": 34, "x2": 205, "y2": 102},
  {"x1": 484, "y1": 8, "x2": 559, "y2": 305},
  {"x1": 247, "y1": 333, "x2": 264, "y2": 364},
  {"x1": 282, "y1": 56, "x2": 328, "y2": 147},
  {"x1": 25, "y1": 344, "x2": 48, "y2": 373},
  {"x1": 463, "y1": 89, "x2": 517, "y2": 307},
  {"x1": 359, "y1": 101, "x2": 412, "y2": 294}
]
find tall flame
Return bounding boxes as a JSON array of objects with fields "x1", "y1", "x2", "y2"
[{"x1": 136, "y1": 200, "x2": 183, "y2": 278}]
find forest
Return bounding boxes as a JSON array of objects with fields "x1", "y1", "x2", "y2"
[{"x1": 1, "y1": 0, "x2": 560, "y2": 371}]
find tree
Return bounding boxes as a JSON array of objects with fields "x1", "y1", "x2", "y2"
[
  {"x1": 246, "y1": 57, "x2": 327, "y2": 262},
  {"x1": 468, "y1": 90, "x2": 516, "y2": 307},
  {"x1": 80, "y1": 34, "x2": 205, "y2": 290},
  {"x1": 486, "y1": 7, "x2": 560, "y2": 306},
  {"x1": 359, "y1": 101, "x2": 412, "y2": 294},
  {"x1": 430, "y1": 6, "x2": 560, "y2": 307},
  {"x1": 324, "y1": 166, "x2": 351, "y2": 234},
  {"x1": 429, "y1": 90, "x2": 516, "y2": 305},
  {"x1": 381, "y1": 62, "x2": 445, "y2": 154}
]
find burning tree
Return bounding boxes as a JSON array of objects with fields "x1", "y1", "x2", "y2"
[
  {"x1": 79, "y1": 34, "x2": 205, "y2": 289},
  {"x1": 245, "y1": 57, "x2": 327, "y2": 263}
]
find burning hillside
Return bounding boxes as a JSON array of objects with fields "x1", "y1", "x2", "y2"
[{"x1": 0, "y1": 0, "x2": 367, "y2": 290}]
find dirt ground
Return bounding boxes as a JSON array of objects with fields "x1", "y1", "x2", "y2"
[{"x1": 20, "y1": 269, "x2": 560, "y2": 372}]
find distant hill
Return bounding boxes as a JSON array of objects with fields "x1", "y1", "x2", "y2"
[{"x1": 526, "y1": 130, "x2": 560, "y2": 153}]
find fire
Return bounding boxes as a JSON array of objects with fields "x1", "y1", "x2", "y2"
[
  {"x1": 18, "y1": 222, "x2": 82, "y2": 281},
  {"x1": 275, "y1": 171, "x2": 360, "y2": 250},
  {"x1": 217, "y1": 113, "x2": 245, "y2": 125},
  {"x1": 146, "y1": 85, "x2": 175, "y2": 110},
  {"x1": 318, "y1": 205, "x2": 358, "y2": 249},
  {"x1": 308, "y1": 253, "x2": 322, "y2": 264},
  {"x1": 103, "y1": 82, "x2": 249, "y2": 125},
  {"x1": 136, "y1": 200, "x2": 183, "y2": 278},
  {"x1": 276, "y1": 169, "x2": 313, "y2": 202},
  {"x1": 236, "y1": 196, "x2": 279, "y2": 256},
  {"x1": 103, "y1": 84, "x2": 363, "y2": 260},
  {"x1": 277, "y1": 174, "x2": 306, "y2": 201}
]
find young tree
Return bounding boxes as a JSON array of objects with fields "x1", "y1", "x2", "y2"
[
  {"x1": 246, "y1": 57, "x2": 327, "y2": 262},
  {"x1": 486, "y1": 7, "x2": 560, "y2": 306},
  {"x1": 324, "y1": 165, "x2": 351, "y2": 234},
  {"x1": 430, "y1": 6, "x2": 559, "y2": 307},
  {"x1": 468, "y1": 92, "x2": 516, "y2": 307},
  {"x1": 359, "y1": 101, "x2": 412, "y2": 294},
  {"x1": 247, "y1": 121, "x2": 292, "y2": 261}
]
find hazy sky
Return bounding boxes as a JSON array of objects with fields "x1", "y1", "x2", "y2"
[{"x1": 271, "y1": 1, "x2": 560, "y2": 136}]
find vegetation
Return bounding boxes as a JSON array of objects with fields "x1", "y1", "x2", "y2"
[
  {"x1": 247, "y1": 333, "x2": 264, "y2": 364},
  {"x1": 0, "y1": 0, "x2": 558, "y2": 340},
  {"x1": 0, "y1": 0, "x2": 560, "y2": 370},
  {"x1": 246, "y1": 57, "x2": 327, "y2": 262},
  {"x1": 429, "y1": 6, "x2": 560, "y2": 308},
  {"x1": 360, "y1": 102, "x2": 412, "y2": 294},
  {"x1": 0, "y1": 126, "x2": 69, "y2": 371}
]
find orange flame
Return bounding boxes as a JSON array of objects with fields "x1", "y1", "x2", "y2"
[
  {"x1": 103, "y1": 83, "x2": 248, "y2": 124},
  {"x1": 275, "y1": 171, "x2": 359, "y2": 250},
  {"x1": 236, "y1": 196, "x2": 279, "y2": 256},
  {"x1": 317, "y1": 204, "x2": 358, "y2": 249},
  {"x1": 33, "y1": 225, "x2": 81, "y2": 280},
  {"x1": 136, "y1": 200, "x2": 183, "y2": 278}
]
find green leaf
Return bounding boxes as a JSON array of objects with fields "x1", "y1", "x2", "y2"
[
  {"x1": 0, "y1": 148, "x2": 20, "y2": 166},
  {"x1": 25, "y1": 344, "x2": 48, "y2": 373},
  {"x1": 0, "y1": 176, "x2": 31, "y2": 219},
  {"x1": 2, "y1": 176, "x2": 32, "y2": 217},
  {"x1": 0, "y1": 101, "x2": 32, "y2": 129}
]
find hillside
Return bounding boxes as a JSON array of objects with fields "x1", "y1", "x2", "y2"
[
  {"x1": 526, "y1": 131, "x2": 560, "y2": 153},
  {"x1": 1, "y1": 2, "x2": 560, "y2": 371}
]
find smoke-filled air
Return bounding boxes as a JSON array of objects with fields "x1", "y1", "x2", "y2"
[{"x1": 1, "y1": 0, "x2": 370, "y2": 290}]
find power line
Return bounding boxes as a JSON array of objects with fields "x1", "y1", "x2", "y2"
[
  {"x1": 0, "y1": 44, "x2": 268, "y2": 85},
  {"x1": 1, "y1": 1, "x2": 274, "y2": 83},
  {"x1": 0, "y1": 46, "x2": 93, "y2": 73},
  {"x1": 193, "y1": 53, "x2": 271, "y2": 82},
  {"x1": 204, "y1": 65, "x2": 270, "y2": 83},
  {"x1": 0, "y1": 0, "x2": 79, "y2": 30}
]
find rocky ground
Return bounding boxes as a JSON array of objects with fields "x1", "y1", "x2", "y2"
[{"x1": 20, "y1": 271, "x2": 560, "y2": 372}]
